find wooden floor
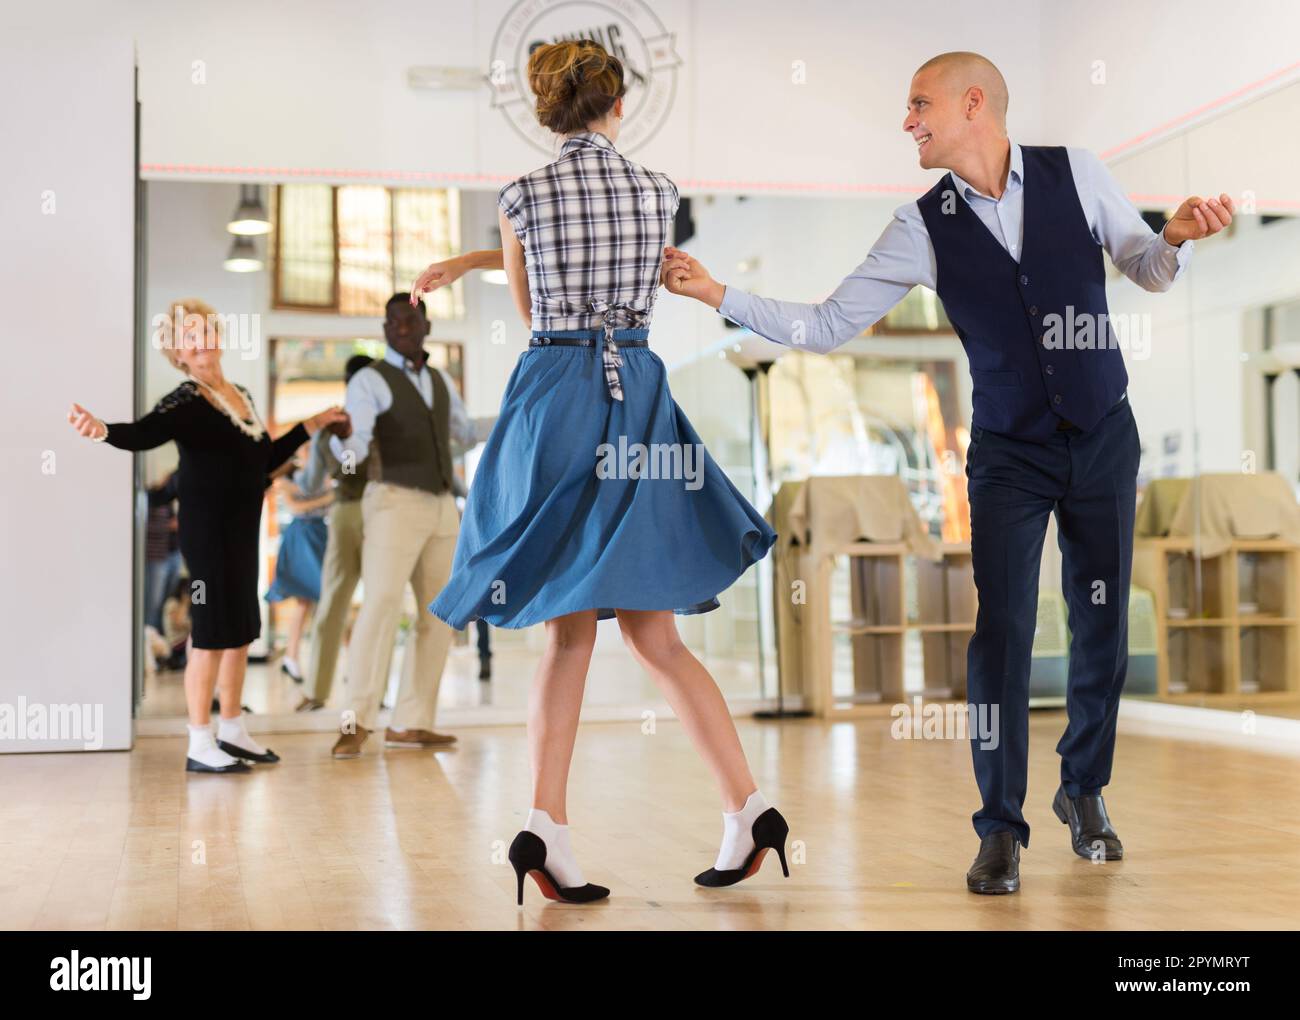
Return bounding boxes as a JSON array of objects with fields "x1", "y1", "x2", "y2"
[{"x1": 2, "y1": 710, "x2": 1298, "y2": 930}]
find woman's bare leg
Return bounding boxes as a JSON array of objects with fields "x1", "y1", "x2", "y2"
[
  {"x1": 528, "y1": 610, "x2": 598, "y2": 823},
  {"x1": 216, "y1": 645, "x2": 251, "y2": 720},
  {"x1": 183, "y1": 648, "x2": 222, "y2": 727},
  {"x1": 615, "y1": 609, "x2": 755, "y2": 811},
  {"x1": 286, "y1": 598, "x2": 313, "y2": 664}
]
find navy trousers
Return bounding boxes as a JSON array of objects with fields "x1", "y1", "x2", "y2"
[{"x1": 965, "y1": 396, "x2": 1140, "y2": 847}]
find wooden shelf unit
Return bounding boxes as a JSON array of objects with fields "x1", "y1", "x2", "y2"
[
  {"x1": 1131, "y1": 538, "x2": 1300, "y2": 701},
  {"x1": 800, "y1": 541, "x2": 976, "y2": 718}
]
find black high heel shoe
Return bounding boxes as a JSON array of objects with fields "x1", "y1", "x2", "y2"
[
  {"x1": 694, "y1": 807, "x2": 791, "y2": 887},
  {"x1": 508, "y1": 831, "x2": 610, "y2": 905}
]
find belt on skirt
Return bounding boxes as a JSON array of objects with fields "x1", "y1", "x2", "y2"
[{"x1": 529, "y1": 325, "x2": 650, "y2": 402}]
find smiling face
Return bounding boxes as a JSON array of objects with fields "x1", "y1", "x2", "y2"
[
  {"x1": 903, "y1": 66, "x2": 965, "y2": 170},
  {"x1": 903, "y1": 53, "x2": 1009, "y2": 172},
  {"x1": 173, "y1": 314, "x2": 223, "y2": 374}
]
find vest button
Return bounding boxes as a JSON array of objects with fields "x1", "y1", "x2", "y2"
[
  {"x1": 1053, "y1": 394, "x2": 1063, "y2": 405},
  {"x1": 1020, "y1": 274, "x2": 1029, "y2": 286},
  {"x1": 1029, "y1": 305, "x2": 1039, "y2": 316},
  {"x1": 1045, "y1": 365, "x2": 1055, "y2": 376}
]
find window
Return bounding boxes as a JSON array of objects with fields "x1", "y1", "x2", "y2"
[{"x1": 273, "y1": 185, "x2": 464, "y2": 319}]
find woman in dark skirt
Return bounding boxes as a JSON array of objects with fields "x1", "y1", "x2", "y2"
[{"x1": 68, "y1": 298, "x2": 348, "y2": 773}]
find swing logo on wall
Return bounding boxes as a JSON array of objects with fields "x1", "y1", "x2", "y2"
[{"x1": 487, "y1": 0, "x2": 682, "y2": 155}]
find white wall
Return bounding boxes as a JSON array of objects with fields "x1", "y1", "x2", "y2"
[
  {"x1": 132, "y1": 0, "x2": 1047, "y2": 193},
  {"x1": 129, "y1": 0, "x2": 1300, "y2": 198},
  {"x1": 0, "y1": 25, "x2": 136, "y2": 752},
  {"x1": 1040, "y1": 0, "x2": 1300, "y2": 161}
]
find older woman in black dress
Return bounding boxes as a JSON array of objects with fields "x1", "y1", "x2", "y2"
[{"x1": 69, "y1": 298, "x2": 349, "y2": 773}]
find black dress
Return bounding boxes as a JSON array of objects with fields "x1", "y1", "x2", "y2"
[{"x1": 106, "y1": 381, "x2": 309, "y2": 649}]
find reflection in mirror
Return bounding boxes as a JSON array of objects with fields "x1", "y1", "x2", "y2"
[{"x1": 1111, "y1": 80, "x2": 1300, "y2": 716}]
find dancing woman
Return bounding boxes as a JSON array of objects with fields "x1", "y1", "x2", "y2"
[
  {"x1": 68, "y1": 298, "x2": 348, "y2": 773},
  {"x1": 426, "y1": 40, "x2": 787, "y2": 904},
  {"x1": 266, "y1": 447, "x2": 335, "y2": 684}
]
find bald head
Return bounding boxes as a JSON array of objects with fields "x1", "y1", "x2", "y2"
[{"x1": 914, "y1": 51, "x2": 1008, "y2": 126}]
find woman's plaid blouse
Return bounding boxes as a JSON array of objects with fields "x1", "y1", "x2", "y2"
[{"x1": 498, "y1": 131, "x2": 680, "y2": 334}]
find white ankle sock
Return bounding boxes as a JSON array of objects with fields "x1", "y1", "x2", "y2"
[
  {"x1": 188, "y1": 724, "x2": 239, "y2": 769},
  {"x1": 525, "y1": 808, "x2": 586, "y2": 888},
  {"x1": 217, "y1": 714, "x2": 266, "y2": 756},
  {"x1": 714, "y1": 790, "x2": 770, "y2": 870}
]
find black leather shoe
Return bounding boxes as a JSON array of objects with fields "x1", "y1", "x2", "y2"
[
  {"x1": 1053, "y1": 785, "x2": 1123, "y2": 860},
  {"x1": 966, "y1": 832, "x2": 1021, "y2": 894},
  {"x1": 217, "y1": 741, "x2": 280, "y2": 764},
  {"x1": 186, "y1": 757, "x2": 251, "y2": 774}
]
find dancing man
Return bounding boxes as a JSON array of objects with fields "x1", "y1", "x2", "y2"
[
  {"x1": 328, "y1": 295, "x2": 479, "y2": 758},
  {"x1": 662, "y1": 51, "x2": 1234, "y2": 894}
]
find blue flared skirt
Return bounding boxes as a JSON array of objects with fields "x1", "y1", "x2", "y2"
[
  {"x1": 429, "y1": 333, "x2": 776, "y2": 629},
  {"x1": 266, "y1": 515, "x2": 328, "y2": 603}
]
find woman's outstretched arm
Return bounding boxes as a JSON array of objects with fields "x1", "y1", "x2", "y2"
[
  {"x1": 69, "y1": 400, "x2": 178, "y2": 452},
  {"x1": 410, "y1": 250, "x2": 504, "y2": 305}
]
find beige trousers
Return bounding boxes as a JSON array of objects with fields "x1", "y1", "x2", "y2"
[
  {"x1": 306, "y1": 499, "x2": 364, "y2": 704},
  {"x1": 345, "y1": 482, "x2": 459, "y2": 732}
]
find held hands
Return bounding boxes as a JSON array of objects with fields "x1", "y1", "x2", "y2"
[
  {"x1": 411, "y1": 256, "x2": 468, "y2": 305},
  {"x1": 68, "y1": 402, "x2": 107, "y2": 441},
  {"x1": 660, "y1": 246, "x2": 726, "y2": 308},
  {"x1": 1163, "y1": 193, "x2": 1235, "y2": 247},
  {"x1": 306, "y1": 406, "x2": 351, "y2": 438}
]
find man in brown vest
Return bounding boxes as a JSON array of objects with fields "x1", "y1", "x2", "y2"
[{"x1": 329, "y1": 294, "x2": 478, "y2": 758}]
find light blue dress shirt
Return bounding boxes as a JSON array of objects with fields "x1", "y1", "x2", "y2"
[
  {"x1": 329, "y1": 347, "x2": 477, "y2": 465},
  {"x1": 718, "y1": 141, "x2": 1195, "y2": 352},
  {"x1": 296, "y1": 429, "x2": 340, "y2": 501}
]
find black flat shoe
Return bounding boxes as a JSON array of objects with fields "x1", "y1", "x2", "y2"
[
  {"x1": 694, "y1": 807, "x2": 791, "y2": 888},
  {"x1": 217, "y1": 741, "x2": 280, "y2": 764},
  {"x1": 508, "y1": 831, "x2": 609, "y2": 905},
  {"x1": 186, "y1": 757, "x2": 251, "y2": 774},
  {"x1": 1053, "y1": 784, "x2": 1123, "y2": 860},
  {"x1": 966, "y1": 832, "x2": 1021, "y2": 894}
]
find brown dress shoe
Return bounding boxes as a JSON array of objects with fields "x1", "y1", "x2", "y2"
[
  {"x1": 331, "y1": 725, "x2": 370, "y2": 759},
  {"x1": 384, "y1": 727, "x2": 457, "y2": 749}
]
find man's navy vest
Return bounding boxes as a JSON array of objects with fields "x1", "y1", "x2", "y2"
[{"x1": 917, "y1": 145, "x2": 1127, "y2": 442}]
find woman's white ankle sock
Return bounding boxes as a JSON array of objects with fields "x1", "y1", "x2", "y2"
[
  {"x1": 187, "y1": 724, "x2": 239, "y2": 769},
  {"x1": 525, "y1": 808, "x2": 586, "y2": 888},
  {"x1": 218, "y1": 714, "x2": 267, "y2": 756},
  {"x1": 714, "y1": 790, "x2": 770, "y2": 870}
]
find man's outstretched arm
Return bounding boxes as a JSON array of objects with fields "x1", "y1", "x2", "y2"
[{"x1": 662, "y1": 211, "x2": 931, "y2": 354}]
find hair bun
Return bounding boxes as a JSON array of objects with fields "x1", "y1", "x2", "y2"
[{"x1": 527, "y1": 40, "x2": 627, "y2": 135}]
